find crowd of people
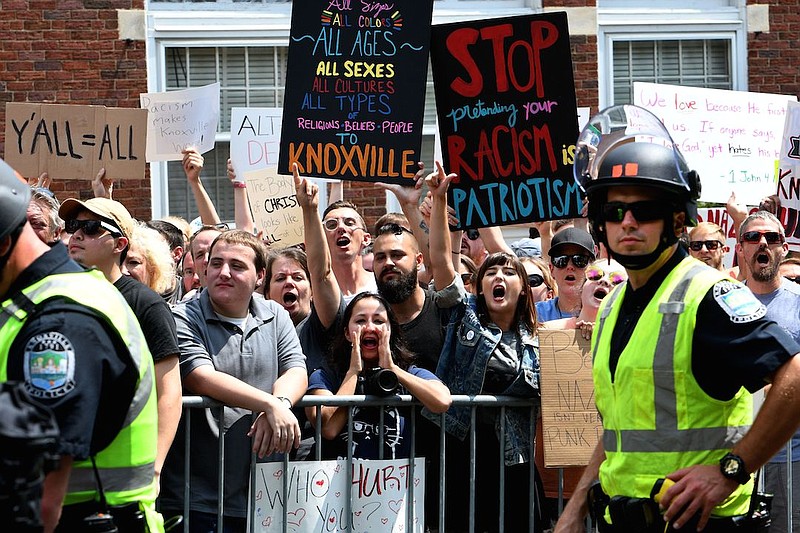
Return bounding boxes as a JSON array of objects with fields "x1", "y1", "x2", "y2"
[{"x1": 3, "y1": 104, "x2": 800, "y2": 533}]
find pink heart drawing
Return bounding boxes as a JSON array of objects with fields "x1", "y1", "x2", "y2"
[
  {"x1": 354, "y1": 510, "x2": 362, "y2": 517},
  {"x1": 315, "y1": 479, "x2": 325, "y2": 487},
  {"x1": 335, "y1": 491, "x2": 341, "y2": 498},
  {"x1": 414, "y1": 478, "x2": 420, "y2": 487},
  {"x1": 388, "y1": 500, "x2": 403, "y2": 514},
  {"x1": 261, "y1": 517, "x2": 272, "y2": 527},
  {"x1": 398, "y1": 524, "x2": 404, "y2": 532},
  {"x1": 273, "y1": 470, "x2": 283, "y2": 479},
  {"x1": 287, "y1": 509, "x2": 306, "y2": 527},
  {"x1": 381, "y1": 517, "x2": 389, "y2": 525},
  {"x1": 255, "y1": 490, "x2": 263, "y2": 501},
  {"x1": 334, "y1": 464, "x2": 341, "y2": 473},
  {"x1": 329, "y1": 516, "x2": 336, "y2": 524}
]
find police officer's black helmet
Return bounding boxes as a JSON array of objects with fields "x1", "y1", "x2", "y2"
[
  {"x1": 574, "y1": 105, "x2": 701, "y2": 226},
  {"x1": 0, "y1": 159, "x2": 30, "y2": 242}
]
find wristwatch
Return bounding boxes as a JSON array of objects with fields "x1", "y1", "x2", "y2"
[
  {"x1": 719, "y1": 452, "x2": 750, "y2": 485},
  {"x1": 276, "y1": 396, "x2": 293, "y2": 410}
]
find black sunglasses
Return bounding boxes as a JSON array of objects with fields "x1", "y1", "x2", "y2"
[
  {"x1": 378, "y1": 223, "x2": 413, "y2": 236},
  {"x1": 602, "y1": 201, "x2": 667, "y2": 223},
  {"x1": 460, "y1": 272, "x2": 473, "y2": 284},
  {"x1": 64, "y1": 218, "x2": 121, "y2": 237},
  {"x1": 527, "y1": 273, "x2": 545, "y2": 288},
  {"x1": 785, "y1": 276, "x2": 800, "y2": 284},
  {"x1": 465, "y1": 229, "x2": 480, "y2": 241},
  {"x1": 551, "y1": 254, "x2": 591, "y2": 269},
  {"x1": 740, "y1": 230, "x2": 784, "y2": 245},
  {"x1": 689, "y1": 240, "x2": 723, "y2": 251}
]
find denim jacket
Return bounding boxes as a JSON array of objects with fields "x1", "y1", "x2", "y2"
[{"x1": 423, "y1": 296, "x2": 541, "y2": 465}]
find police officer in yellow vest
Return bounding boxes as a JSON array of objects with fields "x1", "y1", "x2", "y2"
[
  {"x1": 554, "y1": 106, "x2": 800, "y2": 533},
  {"x1": 0, "y1": 159, "x2": 162, "y2": 533}
]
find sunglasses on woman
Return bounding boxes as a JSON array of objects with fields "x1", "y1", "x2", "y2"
[
  {"x1": 551, "y1": 254, "x2": 591, "y2": 269},
  {"x1": 527, "y1": 274, "x2": 547, "y2": 288},
  {"x1": 586, "y1": 267, "x2": 626, "y2": 286},
  {"x1": 64, "y1": 218, "x2": 122, "y2": 237}
]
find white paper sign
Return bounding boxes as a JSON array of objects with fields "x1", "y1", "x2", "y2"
[
  {"x1": 777, "y1": 100, "x2": 800, "y2": 251},
  {"x1": 140, "y1": 83, "x2": 220, "y2": 161},
  {"x1": 634, "y1": 82, "x2": 795, "y2": 205},
  {"x1": 230, "y1": 107, "x2": 283, "y2": 179},
  {"x1": 251, "y1": 458, "x2": 425, "y2": 533}
]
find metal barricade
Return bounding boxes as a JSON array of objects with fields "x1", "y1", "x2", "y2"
[{"x1": 168, "y1": 394, "x2": 541, "y2": 533}]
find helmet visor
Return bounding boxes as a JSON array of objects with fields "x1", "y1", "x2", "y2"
[{"x1": 574, "y1": 105, "x2": 690, "y2": 194}]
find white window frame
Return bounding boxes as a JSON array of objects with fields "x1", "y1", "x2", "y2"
[{"x1": 597, "y1": 2, "x2": 748, "y2": 110}]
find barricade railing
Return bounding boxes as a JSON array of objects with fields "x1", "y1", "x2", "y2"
[{"x1": 170, "y1": 394, "x2": 543, "y2": 533}]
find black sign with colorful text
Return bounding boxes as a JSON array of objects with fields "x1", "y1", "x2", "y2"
[
  {"x1": 431, "y1": 12, "x2": 581, "y2": 229},
  {"x1": 279, "y1": 0, "x2": 434, "y2": 184}
]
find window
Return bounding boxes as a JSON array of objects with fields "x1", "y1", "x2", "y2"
[{"x1": 163, "y1": 46, "x2": 288, "y2": 222}]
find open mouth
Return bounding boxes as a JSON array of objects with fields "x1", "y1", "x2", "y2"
[
  {"x1": 361, "y1": 336, "x2": 378, "y2": 349},
  {"x1": 756, "y1": 252, "x2": 770, "y2": 265},
  {"x1": 492, "y1": 285, "x2": 506, "y2": 300},
  {"x1": 283, "y1": 292, "x2": 298, "y2": 305},
  {"x1": 593, "y1": 287, "x2": 609, "y2": 300},
  {"x1": 336, "y1": 236, "x2": 351, "y2": 247},
  {"x1": 564, "y1": 274, "x2": 577, "y2": 282}
]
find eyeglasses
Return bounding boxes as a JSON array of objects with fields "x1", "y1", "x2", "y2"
[
  {"x1": 551, "y1": 254, "x2": 591, "y2": 269},
  {"x1": 586, "y1": 267, "x2": 626, "y2": 286},
  {"x1": 739, "y1": 230, "x2": 784, "y2": 245},
  {"x1": 527, "y1": 273, "x2": 546, "y2": 288},
  {"x1": 64, "y1": 218, "x2": 121, "y2": 237},
  {"x1": 323, "y1": 216, "x2": 363, "y2": 232},
  {"x1": 784, "y1": 276, "x2": 800, "y2": 284},
  {"x1": 602, "y1": 201, "x2": 667, "y2": 223},
  {"x1": 460, "y1": 272, "x2": 473, "y2": 284},
  {"x1": 377, "y1": 223, "x2": 412, "y2": 236},
  {"x1": 689, "y1": 240, "x2": 723, "y2": 252},
  {"x1": 465, "y1": 229, "x2": 480, "y2": 241}
]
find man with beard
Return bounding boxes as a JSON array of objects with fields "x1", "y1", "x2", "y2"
[
  {"x1": 689, "y1": 222, "x2": 728, "y2": 271},
  {"x1": 737, "y1": 211, "x2": 800, "y2": 533}
]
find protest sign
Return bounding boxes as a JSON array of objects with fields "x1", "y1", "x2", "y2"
[
  {"x1": 431, "y1": 12, "x2": 581, "y2": 229},
  {"x1": 252, "y1": 458, "x2": 425, "y2": 533},
  {"x1": 634, "y1": 82, "x2": 795, "y2": 205},
  {"x1": 140, "y1": 83, "x2": 220, "y2": 161},
  {"x1": 278, "y1": 0, "x2": 434, "y2": 184},
  {"x1": 538, "y1": 328, "x2": 599, "y2": 468},
  {"x1": 244, "y1": 167, "x2": 304, "y2": 248},
  {"x1": 230, "y1": 107, "x2": 283, "y2": 178},
  {"x1": 4, "y1": 102, "x2": 147, "y2": 180},
  {"x1": 778, "y1": 100, "x2": 800, "y2": 251}
]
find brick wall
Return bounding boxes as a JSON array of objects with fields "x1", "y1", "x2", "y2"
[
  {"x1": 0, "y1": 0, "x2": 150, "y2": 220},
  {"x1": 747, "y1": 0, "x2": 800, "y2": 97}
]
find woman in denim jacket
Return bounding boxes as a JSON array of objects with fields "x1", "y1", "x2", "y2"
[{"x1": 421, "y1": 166, "x2": 542, "y2": 532}]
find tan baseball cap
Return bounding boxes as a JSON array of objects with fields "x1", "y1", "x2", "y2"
[{"x1": 58, "y1": 197, "x2": 135, "y2": 239}]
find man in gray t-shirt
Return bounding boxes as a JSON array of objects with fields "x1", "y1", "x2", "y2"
[{"x1": 159, "y1": 231, "x2": 307, "y2": 529}]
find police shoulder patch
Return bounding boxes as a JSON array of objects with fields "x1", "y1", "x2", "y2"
[
  {"x1": 712, "y1": 280, "x2": 766, "y2": 324},
  {"x1": 23, "y1": 332, "x2": 76, "y2": 399}
]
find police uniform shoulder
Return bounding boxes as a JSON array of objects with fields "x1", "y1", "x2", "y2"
[{"x1": 708, "y1": 279, "x2": 766, "y2": 324}]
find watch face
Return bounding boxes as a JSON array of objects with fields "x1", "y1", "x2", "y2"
[{"x1": 723, "y1": 459, "x2": 739, "y2": 475}]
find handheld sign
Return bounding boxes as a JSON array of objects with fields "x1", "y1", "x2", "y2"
[
  {"x1": 778, "y1": 100, "x2": 800, "y2": 251},
  {"x1": 430, "y1": 12, "x2": 581, "y2": 229},
  {"x1": 278, "y1": 0, "x2": 434, "y2": 184},
  {"x1": 252, "y1": 458, "x2": 425, "y2": 533},
  {"x1": 4, "y1": 102, "x2": 147, "y2": 180},
  {"x1": 634, "y1": 82, "x2": 796, "y2": 205},
  {"x1": 244, "y1": 167, "x2": 304, "y2": 248},
  {"x1": 538, "y1": 328, "x2": 599, "y2": 468},
  {"x1": 230, "y1": 107, "x2": 283, "y2": 179},
  {"x1": 140, "y1": 83, "x2": 220, "y2": 161}
]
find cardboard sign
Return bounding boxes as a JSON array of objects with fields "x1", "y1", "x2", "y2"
[
  {"x1": 278, "y1": 0, "x2": 434, "y2": 184},
  {"x1": 778, "y1": 100, "x2": 800, "y2": 252},
  {"x1": 431, "y1": 12, "x2": 581, "y2": 229},
  {"x1": 4, "y1": 102, "x2": 147, "y2": 180},
  {"x1": 251, "y1": 458, "x2": 425, "y2": 533},
  {"x1": 244, "y1": 167, "x2": 304, "y2": 247},
  {"x1": 538, "y1": 328, "x2": 600, "y2": 468},
  {"x1": 230, "y1": 107, "x2": 283, "y2": 179},
  {"x1": 140, "y1": 83, "x2": 220, "y2": 161},
  {"x1": 634, "y1": 82, "x2": 796, "y2": 205}
]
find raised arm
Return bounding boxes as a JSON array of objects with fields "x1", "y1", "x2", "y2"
[
  {"x1": 293, "y1": 163, "x2": 341, "y2": 329},
  {"x1": 426, "y1": 162, "x2": 458, "y2": 291},
  {"x1": 479, "y1": 226, "x2": 514, "y2": 255},
  {"x1": 183, "y1": 148, "x2": 222, "y2": 225},
  {"x1": 226, "y1": 159, "x2": 256, "y2": 234}
]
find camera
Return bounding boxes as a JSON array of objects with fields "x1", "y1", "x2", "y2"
[{"x1": 358, "y1": 368, "x2": 399, "y2": 396}]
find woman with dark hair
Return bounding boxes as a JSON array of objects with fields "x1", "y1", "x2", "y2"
[
  {"x1": 306, "y1": 292, "x2": 451, "y2": 459},
  {"x1": 425, "y1": 167, "x2": 542, "y2": 532}
]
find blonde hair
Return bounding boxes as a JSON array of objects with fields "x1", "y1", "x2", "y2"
[{"x1": 129, "y1": 222, "x2": 176, "y2": 295}]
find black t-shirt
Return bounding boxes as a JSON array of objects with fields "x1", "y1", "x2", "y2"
[
  {"x1": 5, "y1": 244, "x2": 137, "y2": 459},
  {"x1": 114, "y1": 275, "x2": 179, "y2": 363},
  {"x1": 609, "y1": 248, "x2": 799, "y2": 401},
  {"x1": 401, "y1": 289, "x2": 454, "y2": 372}
]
